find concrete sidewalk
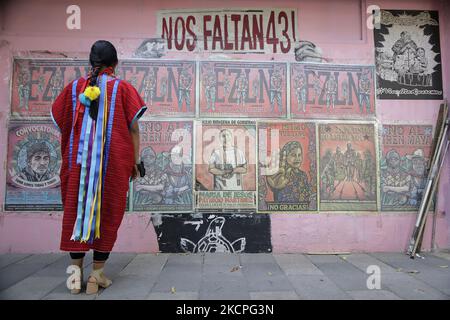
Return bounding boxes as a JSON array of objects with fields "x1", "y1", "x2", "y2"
[{"x1": 0, "y1": 251, "x2": 449, "y2": 300}]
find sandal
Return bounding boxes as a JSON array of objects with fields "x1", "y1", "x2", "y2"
[{"x1": 86, "y1": 268, "x2": 112, "y2": 295}]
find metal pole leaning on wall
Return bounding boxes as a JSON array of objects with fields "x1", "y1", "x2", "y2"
[{"x1": 407, "y1": 101, "x2": 449, "y2": 258}]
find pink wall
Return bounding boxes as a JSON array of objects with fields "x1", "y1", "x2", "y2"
[{"x1": 0, "y1": 0, "x2": 448, "y2": 253}]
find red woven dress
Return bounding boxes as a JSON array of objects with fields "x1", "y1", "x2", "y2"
[{"x1": 51, "y1": 75, "x2": 146, "y2": 252}]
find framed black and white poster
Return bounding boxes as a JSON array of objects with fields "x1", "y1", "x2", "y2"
[{"x1": 374, "y1": 10, "x2": 443, "y2": 100}]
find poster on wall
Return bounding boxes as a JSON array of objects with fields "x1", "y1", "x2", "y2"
[
  {"x1": 258, "y1": 122, "x2": 317, "y2": 212},
  {"x1": 11, "y1": 59, "x2": 89, "y2": 118},
  {"x1": 199, "y1": 61, "x2": 287, "y2": 118},
  {"x1": 381, "y1": 124, "x2": 433, "y2": 211},
  {"x1": 318, "y1": 123, "x2": 378, "y2": 211},
  {"x1": 132, "y1": 120, "x2": 193, "y2": 212},
  {"x1": 153, "y1": 213, "x2": 272, "y2": 253},
  {"x1": 374, "y1": 10, "x2": 443, "y2": 100},
  {"x1": 290, "y1": 63, "x2": 376, "y2": 119},
  {"x1": 195, "y1": 119, "x2": 257, "y2": 212},
  {"x1": 119, "y1": 60, "x2": 196, "y2": 117},
  {"x1": 5, "y1": 122, "x2": 62, "y2": 211}
]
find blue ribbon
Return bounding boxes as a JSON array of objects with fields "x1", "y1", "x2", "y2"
[
  {"x1": 103, "y1": 79, "x2": 120, "y2": 178},
  {"x1": 71, "y1": 114, "x2": 93, "y2": 240},
  {"x1": 81, "y1": 74, "x2": 107, "y2": 242},
  {"x1": 69, "y1": 79, "x2": 79, "y2": 169}
]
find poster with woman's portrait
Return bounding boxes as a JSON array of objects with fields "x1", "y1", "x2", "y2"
[
  {"x1": 374, "y1": 10, "x2": 443, "y2": 100},
  {"x1": 5, "y1": 122, "x2": 62, "y2": 210},
  {"x1": 195, "y1": 120, "x2": 257, "y2": 212},
  {"x1": 381, "y1": 124, "x2": 433, "y2": 211},
  {"x1": 318, "y1": 123, "x2": 378, "y2": 211},
  {"x1": 133, "y1": 120, "x2": 193, "y2": 212},
  {"x1": 258, "y1": 122, "x2": 317, "y2": 212}
]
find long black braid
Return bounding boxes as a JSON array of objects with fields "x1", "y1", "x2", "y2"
[{"x1": 88, "y1": 40, "x2": 118, "y2": 120}]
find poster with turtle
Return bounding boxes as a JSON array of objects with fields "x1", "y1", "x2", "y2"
[
  {"x1": 199, "y1": 61, "x2": 287, "y2": 118},
  {"x1": 374, "y1": 10, "x2": 443, "y2": 100},
  {"x1": 381, "y1": 124, "x2": 433, "y2": 211},
  {"x1": 195, "y1": 119, "x2": 257, "y2": 212},
  {"x1": 153, "y1": 213, "x2": 272, "y2": 253},
  {"x1": 318, "y1": 123, "x2": 378, "y2": 211},
  {"x1": 258, "y1": 121, "x2": 317, "y2": 212},
  {"x1": 290, "y1": 63, "x2": 375, "y2": 119},
  {"x1": 132, "y1": 120, "x2": 193, "y2": 212},
  {"x1": 5, "y1": 121, "x2": 62, "y2": 210},
  {"x1": 119, "y1": 60, "x2": 196, "y2": 117},
  {"x1": 11, "y1": 59, "x2": 89, "y2": 118}
]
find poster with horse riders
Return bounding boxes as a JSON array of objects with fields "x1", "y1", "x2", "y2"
[{"x1": 318, "y1": 123, "x2": 378, "y2": 211}]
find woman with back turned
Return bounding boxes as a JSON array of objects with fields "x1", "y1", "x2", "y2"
[{"x1": 51, "y1": 40, "x2": 147, "y2": 295}]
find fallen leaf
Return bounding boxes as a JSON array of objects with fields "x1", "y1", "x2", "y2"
[
  {"x1": 406, "y1": 270, "x2": 420, "y2": 274},
  {"x1": 268, "y1": 272, "x2": 273, "y2": 276},
  {"x1": 171, "y1": 287, "x2": 176, "y2": 294},
  {"x1": 230, "y1": 266, "x2": 240, "y2": 272},
  {"x1": 396, "y1": 268, "x2": 403, "y2": 272},
  {"x1": 341, "y1": 256, "x2": 347, "y2": 260}
]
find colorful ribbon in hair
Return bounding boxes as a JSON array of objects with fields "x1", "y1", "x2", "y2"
[{"x1": 70, "y1": 74, "x2": 120, "y2": 243}]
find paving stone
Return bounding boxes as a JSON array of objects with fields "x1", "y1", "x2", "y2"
[
  {"x1": 100, "y1": 253, "x2": 137, "y2": 279},
  {"x1": 0, "y1": 276, "x2": 64, "y2": 300},
  {"x1": 288, "y1": 275, "x2": 351, "y2": 300},
  {"x1": 199, "y1": 279, "x2": 250, "y2": 300},
  {"x1": 203, "y1": 264, "x2": 245, "y2": 280},
  {"x1": 306, "y1": 254, "x2": 342, "y2": 264},
  {"x1": 152, "y1": 268, "x2": 202, "y2": 292},
  {"x1": 274, "y1": 254, "x2": 324, "y2": 275},
  {"x1": 417, "y1": 253, "x2": 450, "y2": 271},
  {"x1": 0, "y1": 254, "x2": 64, "y2": 291},
  {"x1": 311, "y1": 261, "x2": 363, "y2": 276},
  {"x1": 166, "y1": 253, "x2": 203, "y2": 265},
  {"x1": 347, "y1": 290, "x2": 402, "y2": 300},
  {"x1": 96, "y1": 275, "x2": 157, "y2": 300},
  {"x1": 407, "y1": 273, "x2": 450, "y2": 296},
  {"x1": 241, "y1": 264, "x2": 294, "y2": 292},
  {"x1": 43, "y1": 292, "x2": 97, "y2": 300},
  {"x1": 240, "y1": 253, "x2": 278, "y2": 265},
  {"x1": 204, "y1": 253, "x2": 240, "y2": 266},
  {"x1": 381, "y1": 272, "x2": 450, "y2": 300},
  {"x1": 342, "y1": 254, "x2": 400, "y2": 274},
  {"x1": 249, "y1": 291, "x2": 300, "y2": 300},
  {"x1": 371, "y1": 252, "x2": 450, "y2": 276},
  {"x1": 118, "y1": 253, "x2": 168, "y2": 277},
  {"x1": 0, "y1": 254, "x2": 31, "y2": 270},
  {"x1": 146, "y1": 291, "x2": 199, "y2": 300}
]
